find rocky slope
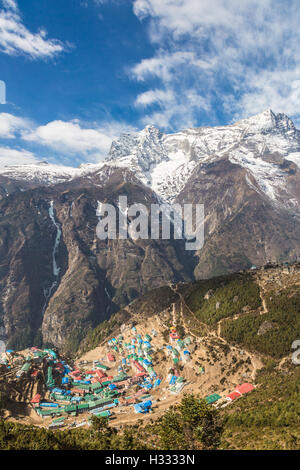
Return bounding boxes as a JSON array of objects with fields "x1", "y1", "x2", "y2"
[
  {"x1": 1, "y1": 109, "x2": 300, "y2": 350},
  {"x1": 0, "y1": 178, "x2": 193, "y2": 351},
  {"x1": 80, "y1": 262, "x2": 300, "y2": 361}
]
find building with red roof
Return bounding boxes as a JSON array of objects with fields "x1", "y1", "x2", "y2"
[
  {"x1": 133, "y1": 360, "x2": 145, "y2": 373},
  {"x1": 226, "y1": 391, "x2": 241, "y2": 401},
  {"x1": 235, "y1": 383, "x2": 255, "y2": 395},
  {"x1": 31, "y1": 394, "x2": 41, "y2": 406},
  {"x1": 170, "y1": 333, "x2": 180, "y2": 340},
  {"x1": 96, "y1": 370, "x2": 106, "y2": 379},
  {"x1": 135, "y1": 372, "x2": 147, "y2": 377}
]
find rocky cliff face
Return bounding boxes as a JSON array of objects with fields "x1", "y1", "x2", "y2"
[
  {"x1": 1, "y1": 109, "x2": 300, "y2": 351},
  {"x1": 176, "y1": 157, "x2": 300, "y2": 278},
  {"x1": 0, "y1": 177, "x2": 193, "y2": 351}
]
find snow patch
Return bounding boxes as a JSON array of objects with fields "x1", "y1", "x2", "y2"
[
  {"x1": 0, "y1": 162, "x2": 80, "y2": 185},
  {"x1": 285, "y1": 152, "x2": 300, "y2": 168}
]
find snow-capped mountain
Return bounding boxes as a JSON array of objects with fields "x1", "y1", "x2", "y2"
[
  {"x1": 0, "y1": 161, "x2": 80, "y2": 186},
  {"x1": 1, "y1": 109, "x2": 300, "y2": 209},
  {"x1": 98, "y1": 109, "x2": 300, "y2": 207}
]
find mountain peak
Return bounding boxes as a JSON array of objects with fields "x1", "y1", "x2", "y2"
[
  {"x1": 144, "y1": 124, "x2": 160, "y2": 131},
  {"x1": 236, "y1": 109, "x2": 296, "y2": 134},
  {"x1": 140, "y1": 124, "x2": 162, "y2": 139}
]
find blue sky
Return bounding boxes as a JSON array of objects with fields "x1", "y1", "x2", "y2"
[{"x1": 0, "y1": 0, "x2": 300, "y2": 168}]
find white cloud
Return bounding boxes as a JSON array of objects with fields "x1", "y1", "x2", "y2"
[
  {"x1": 131, "y1": 50, "x2": 214, "y2": 129},
  {"x1": 0, "y1": 0, "x2": 66, "y2": 58},
  {"x1": 133, "y1": 0, "x2": 274, "y2": 38},
  {"x1": 131, "y1": 0, "x2": 300, "y2": 128},
  {"x1": 229, "y1": 69, "x2": 300, "y2": 123},
  {"x1": 132, "y1": 51, "x2": 214, "y2": 83},
  {"x1": 0, "y1": 146, "x2": 38, "y2": 168},
  {"x1": 135, "y1": 87, "x2": 211, "y2": 130},
  {"x1": 135, "y1": 88, "x2": 174, "y2": 107},
  {"x1": 0, "y1": 112, "x2": 30, "y2": 138},
  {"x1": 22, "y1": 119, "x2": 136, "y2": 162},
  {"x1": 2, "y1": 0, "x2": 18, "y2": 11},
  {"x1": 0, "y1": 112, "x2": 136, "y2": 166}
]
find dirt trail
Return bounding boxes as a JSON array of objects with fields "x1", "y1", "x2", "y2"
[
  {"x1": 258, "y1": 282, "x2": 269, "y2": 315},
  {"x1": 169, "y1": 283, "x2": 264, "y2": 383},
  {"x1": 169, "y1": 284, "x2": 203, "y2": 339}
]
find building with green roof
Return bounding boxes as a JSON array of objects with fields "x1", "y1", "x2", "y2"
[{"x1": 205, "y1": 393, "x2": 221, "y2": 404}]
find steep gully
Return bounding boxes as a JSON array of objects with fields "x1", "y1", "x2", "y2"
[{"x1": 41, "y1": 201, "x2": 62, "y2": 316}]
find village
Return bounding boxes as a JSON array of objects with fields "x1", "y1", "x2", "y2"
[{"x1": 0, "y1": 316, "x2": 257, "y2": 431}]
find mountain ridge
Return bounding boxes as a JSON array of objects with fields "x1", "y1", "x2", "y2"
[{"x1": 1, "y1": 109, "x2": 300, "y2": 205}]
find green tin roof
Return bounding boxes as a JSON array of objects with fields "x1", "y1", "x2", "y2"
[{"x1": 205, "y1": 393, "x2": 221, "y2": 404}]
